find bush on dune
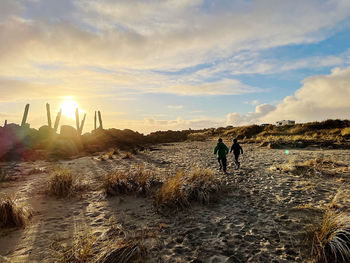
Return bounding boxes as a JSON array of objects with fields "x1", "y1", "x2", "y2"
[
  {"x1": 155, "y1": 167, "x2": 222, "y2": 210},
  {"x1": 310, "y1": 210, "x2": 350, "y2": 263},
  {"x1": 104, "y1": 166, "x2": 162, "y2": 196},
  {"x1": 46, "y1": 166, "x2": 84, "y2": 198},
  {"x1": 0, "y1": 195, "x2": 32, "y2": 228}
]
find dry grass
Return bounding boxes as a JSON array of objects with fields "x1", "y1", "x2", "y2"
[
  {"x1": 309, "y1": 210, "x2": 350, "y2": 263},
  {"x1": 274, "y1": 158, "x2": 350, "y2": 177},
  {"x1": 52, "y1": 227, "x2": 97, "y2": 263},
  {"x1": 97, "y1": 240, "x2": 147, "y2": 263},
  {"x1": 122, "y1": 152, "x2": 133, "y2": 159},
  {"x1": 104, "y1": 166, "x2": 162, "y2": 196},
  {"x1": 341, "y1": 127, "x2": 350, "y2": 137},
  {"x1": 0, "y1": 195, "x2": 32, "y2": 228},
  {"x1": 155, "y1": 166, "x2": 222, "y2": 210},
  {"x1": 46, "y1": 166, "x2": 84, "y2": 198},
  {"x1": 53, "y1": 220, "x2": 148, "y2": 263}
]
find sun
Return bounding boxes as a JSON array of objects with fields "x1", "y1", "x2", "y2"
[{"x1": 60, "y1": 99, "x2": 79, "y2": 119}]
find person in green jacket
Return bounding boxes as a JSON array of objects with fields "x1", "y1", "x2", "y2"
[{"x1": 214, "y1": 138, "x2": 229, "y2": 173}]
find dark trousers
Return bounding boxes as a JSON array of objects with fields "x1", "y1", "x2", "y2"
[
  {"x1": 234, "y1": 154, "x2": 240, "y2": 167},
  {"x1": 218, "y1": 157, "x2": 227, "y2": 172}
]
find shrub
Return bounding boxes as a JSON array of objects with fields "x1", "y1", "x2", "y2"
[
  {"x1": 0, "y1": 195, "x2": 32, "y2": 228},
  {"x1": 274, "y1": 158, "x2": 350, "y2": 177},
  {"x1": 98, "y1": 240, "x2": 147, "y2": 263},
  {"x1": 46, "y1": 166, "x2": 75, "y2": 197},
  {"x1": 310, "y1": 210, "x2": 350, "y2": 262},
  {"x1": 155, "y1": 167, "x2": 222, "y2": 210},
  {"x1": 104, "y1": 166, "x2": 161, "y2": 196},
  {"x1": 122, "y1": 152, "x2": 133, "y2": 159},
  {"x1": 341, "y1": 128, "x2": 350, "y2": 137}
]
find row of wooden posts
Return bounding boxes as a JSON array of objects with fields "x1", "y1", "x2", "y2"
[{"x1": 3, "y1": 103, "x2": 104, "y2": 135}]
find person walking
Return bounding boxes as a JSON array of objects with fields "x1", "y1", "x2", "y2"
[
  {"x1": 230, "y1": 138, "x2": 243, "y2": 169},
  {"x1": 214, "y1": 138, "x2": 229, "y2": 173}
]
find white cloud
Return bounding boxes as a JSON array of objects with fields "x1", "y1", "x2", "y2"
[
  {"x1": 261, "y1": 66, "x2": 350, "y2": 123},
  {"x1": 168, "y1": 105, "x2": 184, "y2": 109},
  {"x1": 226, "y1": 104, "x2": 276, "y2": 126}
]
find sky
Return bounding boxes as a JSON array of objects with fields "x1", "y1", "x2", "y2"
[{"x1": 0, "y1": 0, "x2": 350, "y2": 134}]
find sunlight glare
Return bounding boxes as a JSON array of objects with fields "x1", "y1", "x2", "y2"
[{"x1": 60, "y1": 99, "x2": 79, "y2": 119}]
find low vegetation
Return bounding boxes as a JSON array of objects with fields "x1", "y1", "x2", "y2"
[
  {"x1": 104, "y1": 166, "x2": 162, "y2": 196},
  {"x1": 155, "y1": 167, "x2": 222, "y2": 210},
  {"x1": 53, "y1": 221, "x2": 148, "y2": 263},
  {"x1": 0, "y1": 195, "x2": 32, "y2": 228},
  {"x1": 46, "y1": 166, "x2": 84, "y2": 197},
  {"x1": 309, "y1": 210, "x2": 350, "y2": 263},
  {"x1": 272, "y1": 158, "x2": 350, "y2": 177}
]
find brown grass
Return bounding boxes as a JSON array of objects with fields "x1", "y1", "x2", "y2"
[
  {"x1": 275, "y1": 158, "x2": 350, "y2": 177},
  {"x1": 0, "y1": 195, "x2": 32, "y2": 228},
  {"x1": 53, "y1": 220, "x2": 148, "y2": 263},
  {"x1": 122, "y1": 152, "x2": 133, "y2": 159},
  {"x1": 104, "y1": 166, "x2": 161, "y2": 196},
  {"x1": 46, "y1": 166, "x2": 80, "y2": 198},
  {"x1": 155, "y1": 167, "x2": 222, "y2": 210},
  {"x1": 309, "y1": 210, "x2": 350, "y2": 263}
]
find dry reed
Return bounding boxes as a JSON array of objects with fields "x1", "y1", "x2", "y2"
[{"x1": 0, "y1": 195, "x2": 32, "y2": 228}]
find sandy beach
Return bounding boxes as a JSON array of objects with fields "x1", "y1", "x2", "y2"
[{"x1": 1, "y1": 140, "x2": 349, "y2": 262}]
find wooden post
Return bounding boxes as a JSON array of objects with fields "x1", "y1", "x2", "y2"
[
  {"x1": 4, "y1": 120, "x2": 7, "y2": 126},
  {"x1": 21, "y1": 104, "x2": 30, "y2": 127},
  {"x1": 54, "y1": 109, "x2": 62, "y2": 132},
  {"x1": 46, "y1": 103, "x2": 52, "y2": 128},
  {"x1": 94, "y1": 111, "x2": 97, "y2": 130},
  {"x1": 98, "y1": 110, "x2": 103, "y2": 129},
  {"x1": 75, "y1": 108, "x2": 80, "y2": 131},
  {"x1": 79, "y1": 113, "x2": 86, "y2": 135}
]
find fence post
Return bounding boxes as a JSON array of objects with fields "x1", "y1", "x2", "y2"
[
  {"x1": 54, "y1": 109, "x2": 62, "y2": 132},
  {"x1": 79, "y1": 113, "x2": 86, "y2": 135},
  {"x1": 98, "y1": 110, "x2": 103, "y2": 129},
  {"x1": 46, "y1": 103, "x2": 52, "y2": 128},
  {"x1": 21, "y1": 104, "x2": 30, "y2": 127}
]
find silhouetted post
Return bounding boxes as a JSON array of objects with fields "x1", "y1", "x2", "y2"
[
  {"x1": 75, "y1": 108, "x2": 80, "y2": 131},
  {"x1": 21, "y1": 104, "x2": 30, "y2": 127},
  {"x1": 4, "y1": 120, "x2": 7, "y2": 126},
  {"x1": 79, "y1": 113, "x2": 86, "y2": 135},
  {"x1": 94, "y1": 111, "x2": 97, "y2": 130},
  {"x1": 46, "y1": 103, "x2": 52, "y2": 128},
  {"x1": 54, "y1": 109, "x2": 62, "y2": 132},
  {"x1": 98, "y1": 110, "x2": 103, "y2": 129}
]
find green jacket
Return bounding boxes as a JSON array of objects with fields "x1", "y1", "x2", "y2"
[{"x1": 214, "y1": 142, "x2": 229, "y2": 159}]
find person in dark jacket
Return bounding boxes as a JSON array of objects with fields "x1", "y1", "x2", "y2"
[
  {"x1": 214, "y1": 138, "x2": 229, "y2": 173},
  {"x1": 230, "y1": 138, "x2": 243, "y2": 169}
]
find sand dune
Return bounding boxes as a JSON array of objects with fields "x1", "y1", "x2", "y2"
[{"x1": 0, "y1": 140, "x2": 349, "y2": 262}]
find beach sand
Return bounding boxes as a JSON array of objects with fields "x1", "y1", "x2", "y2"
[{"x1": 1, "y1": 140, "x2": 349, "y2": 262}]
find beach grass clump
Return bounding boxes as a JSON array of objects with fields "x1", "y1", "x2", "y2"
[
  {"x1": 97, "y1": 240, "x2": 147, "y2": 263},
  {"x1": 341, "y1": 127, "x2": 350, "y2": 137},
  {"x1": 155, "y1": 167, "x2": 222, "y2": 210},
  {"x1": 104, "y1": 166, "x2": 161, "y2": 196},
  {"x1": 54, "y1": 227, "x2": 97, "y2": 263},
  {"x1": 277, "y1": 158, "x2": 350, "y2": 177},
  {"x1": 46, "y1": 166, "x2": 76, "y2": 197},
  {"x1": 0, "y1": 195, "x2": 32, "y2": 228},
  {"x1": 122, "y1": 152, "x2": 133, "y2": 159},
  {"x1": 310, "y1": 210, "x2": 350, "y2": 263}
]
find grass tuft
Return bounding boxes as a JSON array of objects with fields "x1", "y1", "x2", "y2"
[
  {"x1": 310, "y1": 210, "x2": 350, "y2": 263},
  {"x1": 122, "y1": 152, "x2": 133, "y2": 159},
  {"x1": 274, "y1": 158, "x2": 350, "y2": 177},
  {"x1": 0, "y1": 195, "x2": 32, "y2": 228},
  {"x1": 104, "y1": 166, "x2": 161, "y2": 196},
  {"x1": 46, "y1": 166, "x2": 77, "y2": 198},
  {"x1": 98, "y1": 240, "x2": 147, "y2": 263},
  {"x1": 155, "y1": 167, "x2": 222, "y2": 210}
]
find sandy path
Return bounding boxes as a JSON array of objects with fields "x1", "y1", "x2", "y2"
[{"x1": 0, "y1": 141, "x2": 349, "y2": 262}]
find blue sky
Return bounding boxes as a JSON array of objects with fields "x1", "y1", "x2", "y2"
[{"x1": 0, "y1": 0, "x2": 350, "y2": 133}]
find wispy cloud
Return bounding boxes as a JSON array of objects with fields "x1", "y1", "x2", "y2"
[{"x1": 168, "y1": 105, "x2": 184, "y2": 109}]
